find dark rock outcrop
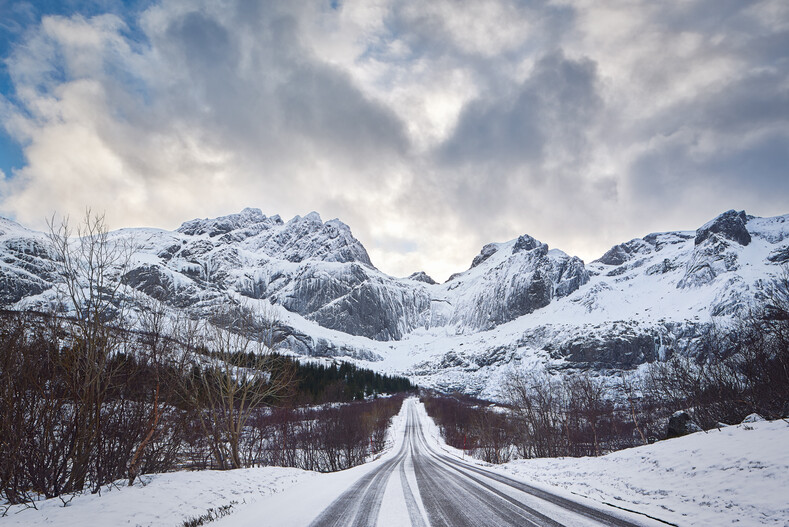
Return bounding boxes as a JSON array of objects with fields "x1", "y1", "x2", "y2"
[
  {"x1": 408, "y1": 271, "x2": 437, "y2": 285},
  {"x1": 598, "y1": 244, "x2": 634, "y2": 266},
  {"x1": 596, "y1": 238, "x2": 654, "y2": 266},
  {"x1": 0, "y1": 268, "x2": 51, "y2": 304},
  {"x1": 556, "y1": 332, "x2": 659, "y2": 369},
  {"x1": 768, "y1": 246, "x2": 789, "y2": 264},
  {"x1": 512, "y1": 234, "x2": 539, "y2": 253},
  {"x1": 666, "y1": 411, "x2": 702, "y2": 438},
  {"x1": 122, "y1": 265, "x2": 174, "y2": 301},
  {"x1": 471, "y1": 243, "x2": 499, "y2": 268},
  {"x1": 553, "y1": 255, "x2": 588, "y2": 297},
  {"x1": 646, "y1": 258, "x2": 678, "y2": 275},
  {"x1": 695, "y1": 210, "x2": 751, "y2": 246}
]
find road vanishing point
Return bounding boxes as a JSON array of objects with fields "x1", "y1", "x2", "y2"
[{"x1": 225, "y1": 399, "x2": 669, "y2": 527}]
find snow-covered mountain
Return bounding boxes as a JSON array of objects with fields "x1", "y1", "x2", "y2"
[{"x1": 2, "y1": 208, "x2": 788, "y2": 398}]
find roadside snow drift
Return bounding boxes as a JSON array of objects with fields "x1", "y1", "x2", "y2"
[
  {"x1": 2, "y1": 467, "x2": 313, "y2": 527},
  {"x1": 489, "y1": 419, "x2": 789, "y2": 526}
]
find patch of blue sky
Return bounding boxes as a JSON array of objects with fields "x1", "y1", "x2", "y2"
[
  {"x1": 0, "y1": 128, "x2": 25, "y2": 178},
  {"x1": 0, "y1": 0, "x2": 155, "y2": 177}
]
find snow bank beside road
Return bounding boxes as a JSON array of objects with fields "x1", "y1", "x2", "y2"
[
  {"x1": 3, "y1": 467, "x2": 313, "y2": 527},
  {"x1": 3, "y1": 398, "x2": 412, "y2": 527},
  {"x1": 492, "y1": 419, "x2": 789, "y2": 526}
]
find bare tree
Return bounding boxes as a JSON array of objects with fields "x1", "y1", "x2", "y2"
[
  {"x1": 183, "y1": 303, "x2": 293, "y2": 469},
  {"x1": 564, "y1": 373, "x2": 611, "y2": 456},
  {"x1": 126, "y1": 297, "x2": 173, "y2": 485},
  {"x1": 502, "y1": 369, "x2": 567, "y2": 458},
  {"x1": 46, "y1": 210, "x2": 135, "y2": 493},
  {"x1": 620, "y1": 373, "x2": 647, "y2": 445}
]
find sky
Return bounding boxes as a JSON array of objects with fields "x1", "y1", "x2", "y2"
[{"x1": 0, "y1": 0, "x2": 787, "y2": 282}]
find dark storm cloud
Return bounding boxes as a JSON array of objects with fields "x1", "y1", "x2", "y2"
[
  {"x1": 151, "y1": 5, "x2": 408, "y2": 169},
  {"x1": 629, "y1": 33, "x2": 789, "y2": 213},
  {"x1": 632, "y1": 131, "x2": 789, "y2": 206},
  {"x1": 167, "y1": 11, "x2": 234, "y2": 68},
  {"x1": 439, "y1": 51, "x2": 600, "y2": 168},
  {"x1": 405, "y1": 50, "x2": 607, "y2": 247}
]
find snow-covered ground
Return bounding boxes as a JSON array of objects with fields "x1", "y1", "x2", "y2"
[
  {"x1": 2, "y1": 399, "x2": 411, "y2": 527},
  {"x1": 1, "y1": 466, "x2": 313, "y2": 526},
  {"x1": 5, "y1": 402, "x2": 787, "y2": 526},
  {"x1": 444, "y1": 418, "x2": 789, "y2": 526}
]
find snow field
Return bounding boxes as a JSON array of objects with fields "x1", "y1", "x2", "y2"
[{"x1": 484, "y1": 419, "x2": 789, "y2": 526}]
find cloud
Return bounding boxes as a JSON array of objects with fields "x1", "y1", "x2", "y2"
[
  {"x1": 0, "y1": 0, "x2": 787, "y2": 282},
  {"x1": 439, "y1": 51, "x2": 600, "y2": 168},
  {"x1": 0, "y1": 3, "x2": 409, "y2": 230}
]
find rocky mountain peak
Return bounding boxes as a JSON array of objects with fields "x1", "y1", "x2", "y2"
[
  {"x1": 470, "y1": 233, "x2": 547, "y2": 270},
  {"x1": 695, "y1": 209, "x2": 751, "y2": 246},
  {"x1": 272, "y1": 213, "x2": 374, "y2": 267},
  {"x1": 174, "y1": 209, "x2": 373, "y2": 267},
  {"x1": 302, "y1": 211, "x2": 323, "y2": 224},
  {"x1": 407, "y1": 271, "x2": 437, "y2": 285},
  {"x1": 470, "y1": 243, "x2": 500, "y2": 268},
  {"x1": 513, "y1": 234, "x2": 540, "y2": 254},
  {"x1": 177, "y1": 207, "x2": 275, "y2": 237},
  {"x1": 595, "y1": 239, "x2": 654, "y2": 266}
]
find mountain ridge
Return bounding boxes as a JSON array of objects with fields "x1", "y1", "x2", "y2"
[{"x1": 2, "y1": 208, "x2": 788, "y2": 398}]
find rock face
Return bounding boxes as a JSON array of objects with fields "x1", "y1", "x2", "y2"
[
  {"x1": 0, "y1": 221, "x2": 60, "y2": 305},
  {"x1": 695, "y1": 209, "x2": 751, "y2": 246},
  {"x1": 555, "y1": 331, "x2": 659, "y2": 369},
  {"x1": 470, "y1": 243, "x2": 499, "y2": 268},
  {"x1": 178, "y1": 209, "x2": 375, "y2": 266},
  {"x1": 597, "y1": 242, "x2": 642, "y2": 266},
  {"x1": 767, "y1": 246, "x2": 789, "y2": 263},
  {"x1": 678, "y1": 212, "x2": 752, "y2": 290},
  {"x1": 440, "y1": 238, "x2": 589, "y2": 331},
  {"x1": 667, "y1": 411, "x2": 703, "y2": 438},
  {"x1": 170, "y1": 210, "x2": 427, "y2": 341},
  {"x1": 282, "y1": 265, "x2": 431, "y2": 341},
  {"x1": 512, "y1": 234, "x2": 539, "y2": 253}
]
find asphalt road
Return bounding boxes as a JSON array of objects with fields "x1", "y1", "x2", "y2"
[{"x1": 308, "y1": 399, "x2": 662, "y2": 527}]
